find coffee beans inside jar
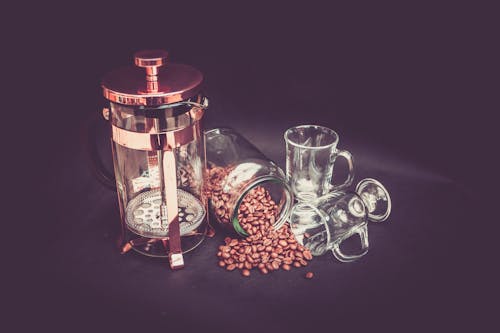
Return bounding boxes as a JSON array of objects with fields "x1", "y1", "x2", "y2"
[{"x1": 215, "y1": 185, "x2": 313, "y2": 277}]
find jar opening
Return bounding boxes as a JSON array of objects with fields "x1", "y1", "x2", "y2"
[{"x1": 231, "y1": 177, "x2": 293, "y2": 237}]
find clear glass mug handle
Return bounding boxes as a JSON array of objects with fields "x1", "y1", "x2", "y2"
[
  {"x1": 330, "y1": 149, "x2": 354, "y2": 191},
  {"x1": 332, "y1": 224, "x2": 369, "y2": 262}
]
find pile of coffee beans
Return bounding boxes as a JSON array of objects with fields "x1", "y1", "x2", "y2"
[{"x1": 215, "y1": 185, "x2": 313, "y2": 277}]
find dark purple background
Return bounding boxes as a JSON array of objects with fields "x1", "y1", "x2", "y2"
[{"x1": 9, "y1": 2, "x2": 495, "y2": 332}]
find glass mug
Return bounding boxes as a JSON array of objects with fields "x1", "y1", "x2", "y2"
[
  {"x1": 289, "y1": 178, "x2": 392, "y2": 262},
  {"x1": 284, "y1": 125, "x2": 354, "y2": 202}
]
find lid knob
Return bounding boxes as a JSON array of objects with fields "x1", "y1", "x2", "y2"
[{"x1": 134, "y1": 50, "x2": 169, "y2": 93}]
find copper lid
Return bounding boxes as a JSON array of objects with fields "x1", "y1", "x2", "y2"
[{"x1": 102, "y1": 50, "x2": 203, "y2": 106}]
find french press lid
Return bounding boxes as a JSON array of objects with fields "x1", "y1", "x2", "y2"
[{"x1": 101, "y1": 49, "x2": 203, "y2": 106}]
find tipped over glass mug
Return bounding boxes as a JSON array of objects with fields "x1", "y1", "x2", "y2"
[
  {"x1": 284, "y1": 125, "x2": 354, "y2": 202},
  {"x1": 289, "y1": 178, "x2": 392, "y2": 262}
]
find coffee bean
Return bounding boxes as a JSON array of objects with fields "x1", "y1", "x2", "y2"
[
  {"x1": 242, "y1": 269, "x2": 250, "y2": 277},
  {"x1": 282, "y1": 264, "x2": 291, "y2": 271},
  {"x1": 260, "y1": 267, "x2": 269, "y2": 274},
  {"x1": 305, "y1": 272, "x2": 314, "y2": 279},
  {"x1": 244, "y1": 261, "x2": 252, "y2": 270},
  {"x1": 293, "y1": 262, "x2": 301, "y2": 268},
  {"x1": 226, "y1": 264, "x2": 236, "y2": 271},
  {"x1": 303, "y1": 250, "x2": 313, "y2": 260},
  {"x1": 219, "y1": 261, "x2": 226, "y2": 267}
]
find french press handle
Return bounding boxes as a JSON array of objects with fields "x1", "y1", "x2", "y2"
[{"x1": 81, "y1": 110, "x2": 117, "y2": 191}]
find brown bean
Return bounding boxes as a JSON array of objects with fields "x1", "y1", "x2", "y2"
[
  {"x1": 293, "y1": 262, "x2": 301, "y2": 268},
  {"x1": 242, "y1": 269, "x2": 251, "y2": 277},
  {"x1": 282, "y1": 264, "x2": 291, "y2": 271},
  {"x1": 303, "y1": 250, "x2": 313, "y2": 260},
  {"x1": 244, "y1": 261, "x2": 252, "y2": 270},
  {"x1": 226, "y1": 264, "x2": 236, "y2": 271},
  {"x1": 271, "y1": 261, "x2": 280, "y2": 270},
  {"x1": 305, "y1": 272, "x2": 314, "y2": 279},
  {"x1": 260, "y1": 267, "x2": 269, "y2": 274},
  {"x1": 219, "y1": 261, "x2": 226, "y2": 267}
]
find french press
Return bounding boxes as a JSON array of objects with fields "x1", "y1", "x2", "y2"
[{"x1": 96, "y1": 50, "x2": 209, "y2": 269}]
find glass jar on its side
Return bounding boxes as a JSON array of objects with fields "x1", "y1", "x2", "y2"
[{"x1": 205, "y1": 128, "x2": 293, "y2": 236}]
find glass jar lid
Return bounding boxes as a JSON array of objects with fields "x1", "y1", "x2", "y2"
[{"x1": 101, "y1": 49, "x2": 203, "y2": 106}]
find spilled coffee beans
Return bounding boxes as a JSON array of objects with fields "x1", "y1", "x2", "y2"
[{"x1": 216, "y1": 186, "x2": 313, "y2": 277}]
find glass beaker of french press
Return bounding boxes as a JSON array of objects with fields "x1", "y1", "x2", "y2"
[{"x1": 92, "y1": 50, "x2": 209, "y2": 269}]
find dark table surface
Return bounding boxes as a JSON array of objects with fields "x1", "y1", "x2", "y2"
[
  {"x1": 8, "y1": 2, "x2": 496, "y2": 332},
  {"x1": 35, "y1": 134, "x2": 481, "y2": 333}
]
